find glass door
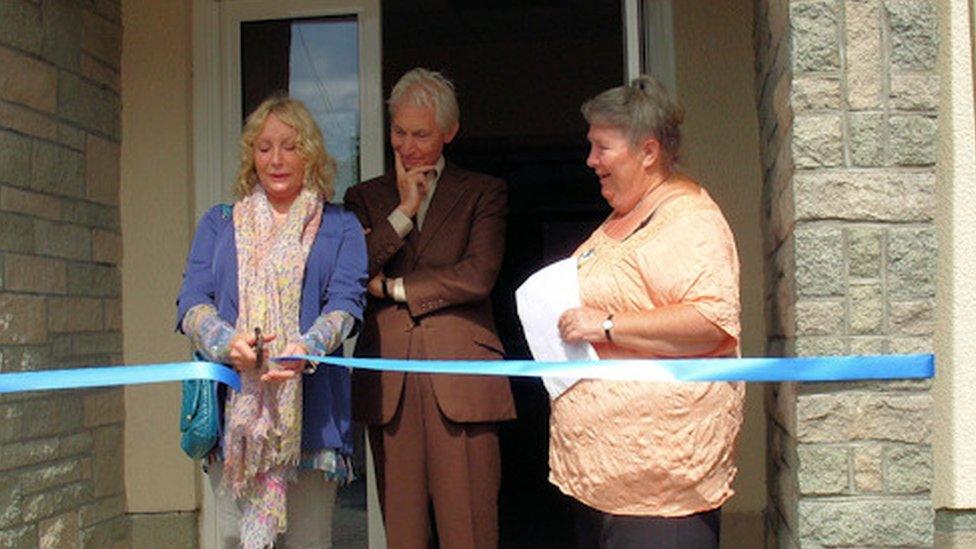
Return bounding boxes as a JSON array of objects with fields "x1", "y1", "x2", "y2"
[
  {"x1": 241, "y1": 15, "x2": 363, "y2": 201},
  {"x1": 192, "y1": 0, "x2": 382, "y2": 218}
]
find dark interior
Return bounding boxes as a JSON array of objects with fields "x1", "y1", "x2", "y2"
[{"x1": 241, "y1": 20, "x2": 291, "y2": 119}]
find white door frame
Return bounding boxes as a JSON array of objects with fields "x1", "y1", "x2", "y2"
[
  {"x1": 190, "y1": 2, "x2": 385, "y2": 548},
  {"x1": 623, "y1": 0, "x2": 677, "y2": 93},
  {"x1": 623, "y1": 0, "x2": 642, "y2": 82}
]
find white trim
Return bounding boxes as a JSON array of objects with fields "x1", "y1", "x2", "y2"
[
  {"x1": 357, "y1": 1, "x2": 384, "y2": 182},
  {"x1": 934, "y1": 0, "x2": 976, "y2": 510},
  {"x1": 192, "y1": 0, "x2": 224, "y2": 219},
  {"x1": 191, "y1": 0, "x2": 383, "y2": 220},
  {"x1": 623, "y1": 0, "x2": 641, "y2": 82},
  {"x1": 641, "y1": 0, "x2": 677, "y2": 95}
]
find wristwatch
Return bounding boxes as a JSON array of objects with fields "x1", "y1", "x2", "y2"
[{"x1": 602, "y1": 313, "x2": 615, "y2": 342}]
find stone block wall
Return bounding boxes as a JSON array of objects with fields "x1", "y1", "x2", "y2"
[
  {"x1": 755, "y1": 0, "x2": 938, "y2": 546},
  {"x1": 0, "y1": 0, "x2": 126, "y2": 547}
]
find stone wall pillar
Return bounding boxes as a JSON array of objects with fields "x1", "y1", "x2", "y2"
[
  {"x1": 754, "y1": 0, "x2": 938, "y2": 546},
  {"x1": 0, "y1": 0, "x2": 126, "y2": 547}
]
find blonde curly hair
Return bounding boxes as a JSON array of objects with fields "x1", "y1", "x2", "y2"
[{"x1": 234, "y1": 94, "x2": 337, "y2": 201}]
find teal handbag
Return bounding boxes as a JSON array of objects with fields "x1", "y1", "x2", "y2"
[{"x1": 179, "y1": 354, "x2": 222, "y2": 459}]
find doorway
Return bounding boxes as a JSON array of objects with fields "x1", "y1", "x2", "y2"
[
  {"x1": 192, "y1": 0, "x2": 631, "y2": 546},
  {"x1": 380, "y1": 2, "x2": 624, "y2": 546}
]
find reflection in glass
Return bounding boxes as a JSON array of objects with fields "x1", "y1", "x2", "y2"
[{"x1": 289, "y1": 18, "x2": 360, "y2": 202}]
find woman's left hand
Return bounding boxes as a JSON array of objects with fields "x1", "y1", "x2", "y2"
[
  {"x1": 558, "y1": 306, "x2": 610, "y2": 343},
  {"x1": 261, "y1": 341, "x2": 308, "y2": 382}
]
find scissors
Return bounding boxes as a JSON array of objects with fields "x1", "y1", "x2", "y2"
[{"x1": 253, "y1": 327, "x2": 265, "y2": 370}]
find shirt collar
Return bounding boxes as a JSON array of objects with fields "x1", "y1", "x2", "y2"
[{"x1": 429, "y1": 156, "x2": 446, "y2": 186}]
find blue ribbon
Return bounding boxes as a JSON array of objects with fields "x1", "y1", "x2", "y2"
[
  {"x1": 0, "y1": 354, "x2": 933, "y2": 395},
  {"x1": 0, "y1": 362, "x2": 241, "y2": 395},
  {"x1": 286, "y1": 353, "x2": 934, "y2": 382}
]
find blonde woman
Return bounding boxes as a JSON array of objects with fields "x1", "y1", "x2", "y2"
[{"x1": 176, "y1": 95, "x2": 367, "y2": 548}]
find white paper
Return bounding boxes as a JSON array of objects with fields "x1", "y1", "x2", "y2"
[{"x1": 515, "y1": 258, "x2": 598, "y2": 399}]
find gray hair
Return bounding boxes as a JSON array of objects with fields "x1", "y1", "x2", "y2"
[
  {"x1": 581, "y1": 75, "x2": 685, "y2": 168},
  {"x1": 388, "y1": 68, "x2": 460, "y2": 133}
]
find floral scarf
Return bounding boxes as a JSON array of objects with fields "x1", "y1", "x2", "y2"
[{"x1": 223, "y1": 186, "x2": 322, "y2": 548}]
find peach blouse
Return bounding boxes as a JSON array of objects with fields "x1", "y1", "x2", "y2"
[{"x1": 548, "y1": 187, "x2": 744, "y2": 516}]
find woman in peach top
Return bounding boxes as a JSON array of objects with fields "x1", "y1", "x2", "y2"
[{"x1": 555, "y1": 76, "x2": 743, "y2": 548}]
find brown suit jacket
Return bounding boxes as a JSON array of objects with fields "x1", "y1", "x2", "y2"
[{"x1": 344, "y1": 162, "x2": 516, "y2": 425}]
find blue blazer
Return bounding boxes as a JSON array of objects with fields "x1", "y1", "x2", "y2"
[{"x1": 176, "y1": 202, "x2": 368, "y2": 454}]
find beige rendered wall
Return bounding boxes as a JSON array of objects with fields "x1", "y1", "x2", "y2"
[
  {"x1": 935, "y1": 0, "x2": 976, "y2": 510},
  {"x1": 672, "y1": 0, "x2": 767, "y2": 535},
  {"x1": 121, "y1": 0, "x2": 197, "y2": 513}
]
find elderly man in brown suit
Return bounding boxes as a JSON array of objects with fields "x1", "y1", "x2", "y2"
[{"x1": 344, "y1": 68, "x2": 515, "y2": 549}]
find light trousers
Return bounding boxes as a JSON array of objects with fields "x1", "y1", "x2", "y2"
[{"x1": 207, "y1": 461, "x2": 338, "y2": 549}]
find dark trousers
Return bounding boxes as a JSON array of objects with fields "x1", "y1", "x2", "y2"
[{"x1": 574, "y1": 500, "x2": 721, "y2": 549}]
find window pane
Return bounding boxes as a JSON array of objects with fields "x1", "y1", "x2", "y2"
[{"x1": 289, "y1": 17, "x2": 360, "y2": 202}]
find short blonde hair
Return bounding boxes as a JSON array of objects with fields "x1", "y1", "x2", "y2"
[
  {"x1": 388, "y1": 68, "x2": 460, "y2": 133},
  {"x1": 234, "y1": 94, "x2": 337, "y2": 200},
  {"x1": 582, "y1": 75, "x2": 685, "y2": 169}
]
